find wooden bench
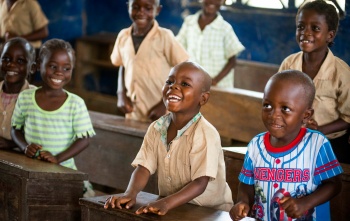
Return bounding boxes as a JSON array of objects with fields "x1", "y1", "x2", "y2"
[
  {"x1": 80, "y1": 191, "x2": 231, "y2": 221},
  {"x1": 75, "y1": 111, "x2": 158, "y2": 195},
  {"x1": 222, "y1": 147, "x2": 350, "y2": 221},
  {"x1": 0, "y1": 150, "x2": 87, "y2": 221},
  {"x1": 234, "y1": 59, "x2": 279, "y2": 92},
  {"x1": 201, "y1": 87, "x2": 265, "y2": 143}
]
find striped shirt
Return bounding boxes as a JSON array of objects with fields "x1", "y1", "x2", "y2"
[
  {"x1": 12, "y1": 88, "x2": 95, "y2": 169},
  {"x1": 239, "y1": 128, "x2": 343, "y2": 221}
]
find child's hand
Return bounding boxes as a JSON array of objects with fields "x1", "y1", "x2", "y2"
[
  {"x1": 148, "y1": 102, "x2": 166, "y2": 121},
  {"x1": 229, "y1": 201, "x2": 250, "y2": 221},
  {"x1": 280, "y1": 196, "x2": 306, "y2": 219},
  {"x1": 117, "y1": 93, "x2": 133, "y2": 114},
  {"x1": 25, "y1": 143, "x2": 42, "y2": 158},
  {"x1": 39, "y1": 151, "x2": 58, "y2": 164},
  {"x1": 135, "y1": 198, "x2": 169, "y2": 216},
  {"x1": 104, "y1": 194, "x2": 136, "y2": 210}
]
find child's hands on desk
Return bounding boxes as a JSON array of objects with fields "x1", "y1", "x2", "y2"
[
  {"x1": 229, "y1": 201, "x2": 250, "y2": 221},
  {"x1": 39, "y1": 151, "x2": 58, "y2": 164},
  {"x1": 135, "y1": 198, "x2": 169, "y2": 216},
  {"x1": 104, "y1": 194, "x2": 136, "y2": 210},
  {"x1": 25, "y1": 143, "x2": 42, "y2": 158},
  {"x1": 117, "y1": 92, "x2": 133, "y2": 114}
]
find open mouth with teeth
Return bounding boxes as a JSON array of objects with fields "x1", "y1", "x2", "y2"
[
  {"x1": 167, "y1": 95, "x2": 182, "y2": 102},
  {"x1": 6, "y1": 71, "x2": 18, "y2": 76},
  {"x1": 51, "y1": 78, "x2": 63, "y2": 84}
]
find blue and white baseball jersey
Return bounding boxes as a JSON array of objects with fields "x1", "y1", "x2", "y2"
[{"x1": 239, "y1": 128, "x2": 343, "y2": 221}]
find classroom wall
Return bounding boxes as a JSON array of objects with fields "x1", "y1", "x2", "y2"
[{"x1": 38, "y1": 0, "x2": 350, "y2": 65}]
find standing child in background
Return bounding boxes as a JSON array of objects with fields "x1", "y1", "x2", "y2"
[
  {"x1": 0, "y1": 0, "x2": 49, "y2": 49},
  {"x1": 0, "y1": 37, "x2": 36, "y2": 149},
  {"x1": 11, "y1": 38, "x2": 96, "y2": 197},
  {"x1": 176, "y1": 0, "x2": 245, "y2": 88},
  {"x1": 279, "y1": 0, "x2": 350, "y2": 164},
  {"x1": 111, "y1": 0, "x2": 189, "y2": 122},
  {"x1": 230, "y1": 70, "x2": 343, "y2": 221},
  {"x1": 104, "y1": 61, "x2": 233, "y2": 214}
]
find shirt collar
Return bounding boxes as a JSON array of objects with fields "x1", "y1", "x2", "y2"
[
  {"x1": 190, "y1": 10, "x2": 224, "y2": 30},
  {"x1": 154, "y1": 112, "x2": 202, "y2": 146}
]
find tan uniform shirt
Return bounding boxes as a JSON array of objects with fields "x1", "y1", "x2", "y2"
[
  {"x1": 0, "y1": 0, "x2": 49, "y2": 48},
  {"x1": 110, "y1": 21, "x2": 189, "y2": 122},
  {"x1": 132, "y1": 115, "x2": 233, "y2": 211},
  {"x1": 279, "y1": 50, "x2": 350, "y2": 139},
  {"x1": 0, "y1": 80, "x2": 35, "y2": 140}
]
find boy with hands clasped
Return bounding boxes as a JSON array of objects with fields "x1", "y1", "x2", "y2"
[
  {"x1": 104, "y1": 61, "x2": 233, "y2": 215},
  {"x1": 230, "y1": 70, "x2": 342, "y2": 221}
]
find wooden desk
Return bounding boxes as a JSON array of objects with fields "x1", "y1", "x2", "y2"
[
  {"x1": 223, "y1": 147, "x2": 350, "y2": 221},
  {"x1": 80, "y1": 191, "x2": 231, "y2": 221},
  {"x1": 75, "y1": 111, "x2": 158, "y2": 194},
  {"x1": 0, "y1": 150, "x2": 87, "y2": 221}
]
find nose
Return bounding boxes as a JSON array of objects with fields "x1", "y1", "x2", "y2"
[
  {"x1": 270, "y1": 108, "x2": 281, "y2": 119},
  {"x1": 169, "y1": 82, "x2": 179, "y2": 90}
]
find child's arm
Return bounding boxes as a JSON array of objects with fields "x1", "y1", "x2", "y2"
[
  {"x1": 280, "y1": 175, "x2": 342, "y2": 219},
  {"x1": 307, "y1": 118, "x2": 350, "y2": 136},
  {"x1": 116, "y1": 66, "x2": 133, "y2": 114},
  {"x1": 11, "y1": 127, "x2": 41, "y2": 158},
  {"x1": 135, "y1": 176, "x2": 210, "y2": 216},
  {"x1": 6, "y1": 26, "x2": 48, "y2": 42},
  {"x1": 230, "y1": 182, "x2": 255, "y2": 221},
  {"x1": 212, "y1": 55, "x2": 237, "y2": 85},
  {"x1": 0, "y1": 137, "x2": 18, "y2": 149},
  {"x1": 39, "y1": 137, "x2": 89, "y2": 164},
  {"x1": 147, "y1": 100, "x2": 166, "y2": 121},
  {"x1": 104, "y1": 165, "x2": 150, "y2": 210}
]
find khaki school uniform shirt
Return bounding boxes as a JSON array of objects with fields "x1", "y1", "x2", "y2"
[
  {"x1": 0, "y1": 0, "x2": 49, "y2": 48},
  {"x1": 132, "y1": 113, "x2": 233, "y2": 211},
  {"x1": 0, "y1": 80, "x2": 35, "y2": 140},
  {"x1": 279, "y1": 50, "x2": 350, "y2": 139},
  {"x1": 110, "y1": 21, "x2": 189, "y2": 122}
]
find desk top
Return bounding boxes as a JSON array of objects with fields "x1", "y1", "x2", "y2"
[
  {"x1": 80, "y1": 192, "x2": 231, "y2": 221},
  {"x1": 0, "y1": 150, "x2": 87, "y2": 180},
  {"x1": 89, "y1": 111, "x2": 150, "y2": 137}
]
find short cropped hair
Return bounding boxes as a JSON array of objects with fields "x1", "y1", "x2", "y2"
[
  {"x1": 297, "y1": 0, "x2": 339, "y2": 47},
  {"x1": 38, "y1": 38, "x2": 75, "y2": 65},
  {"x1": 270, "y1": 69, "x2": 315, "y2": 107}
]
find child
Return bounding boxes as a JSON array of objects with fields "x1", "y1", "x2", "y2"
[
  {"x1": 0, "y1": 37, "x2": 36, "y2": 149},
  {"x1": 279, "y1": 0, "x2": 350, "y2": 164},
  {"x1": 11, "y1": 38, "x2": 96, "y2": 196},
  {"x1": 104, "y1": 61, "x2": 233, "y2": 214},
  {"x1": 111, "y1": 0, "x2": 189, "y2": 123},
  {"x1": 229, "y1": 70, "x2": 343, "y2": 221},
  {"x1": 0, "y1": 0, "x2": 49, "y2": 49},
  {"x1": 176, "y1": 0, "x2": 245, "y2": 88}
]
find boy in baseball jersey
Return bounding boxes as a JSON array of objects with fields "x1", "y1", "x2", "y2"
[{"x1": 230, "y1": 70, "x2": 343, "y2": 221}]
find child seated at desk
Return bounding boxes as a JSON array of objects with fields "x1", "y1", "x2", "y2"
[
  {"x1": 0, "y1": 37, "x2": 36, "y2": 149},
  {"x1": 230, "y1": 70, "x2": 343, "y2": 221},
  {"x1": 104, "y1": 61, "x2": 233, "y2": 214}
]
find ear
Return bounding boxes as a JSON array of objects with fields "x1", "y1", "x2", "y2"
[
  {"x1": 199, "y1": 92, "x2": 210, "y2": 106},
  {"x1": 302, "y1": 108, "x2": 314, "y2": 124},
  {"x1": 30, "y1": 62, "x2": 36, "y2": 75},
  {"x1": 327, "y1": 30, "x2": 336, "y2": 43}
]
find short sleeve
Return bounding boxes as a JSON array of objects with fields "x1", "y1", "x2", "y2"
[
  {"x1": 11, "y1": 92, "x2": 26, "y2": 129},
  {"x1": 238, "y1": 150, "x2": 255, "y2": 185},
  {"x1": 72, "y1": 97, "x2": 95, "y2": 139},
  {"x1": 224, "y1": 26, "x2": 245, "y2": 59},
  {"x1": 163, "y1": 29, "x2": 189, "y2": 67},
  {"x1": 131, "y1": 124, "x2": 158, "y2": 175},
  {"x1": 110, "y1": 32, "x2": 124, "y2": 66},
  {"x1": 29, "y1": 1, "x2": 49, "y2": 30},
  {"x1": 176, "y1": 18, "x2": 189, "y2": 49},
  {"x1": 314, "y1": 140, "x2": 343, "y2": 185}
]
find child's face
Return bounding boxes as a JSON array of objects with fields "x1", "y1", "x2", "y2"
[
  {"x1": 40, "y1": 49, "x2": 73, "y2": 90},
  {"x1": 262, "y1": 79, "x2": 312, "y2": 146},
  {"x1": 296, "y1": 9, "x2": 334, "y2": 53},
  {"x1": 128, "y1": 0, "x2": 160, "y2": 31},
  {"x1": 0, "y1": 42, "x2": 32, "y2": 85},
  {"x1": 162, "y1": 65, "x2": 208, "y2": 115},
  {"x1": 202, "y1": 0, "x2": 223, "y2": 15}
]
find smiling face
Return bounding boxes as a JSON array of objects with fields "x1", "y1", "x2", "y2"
[
  {"x1": 162, "y1": 62, "x2": 210, "y2": 117},
  {"x1": 128, "y1": 0, "x2": 161, "y2": 35},
  {"x1": 202, "y1": 0, "x2": 223, "y2": 16},
  {"x1": 0, "y1": 41, "x2": 34, "y2": 86},
  {"x1": 40, "y1": 49, "x2": 73, "y2": 90},
  {"x1": 262, "y1": 77, "x2": 313, "y2": 147},
  {"x1": 296, "y1": 9, "x2": 334, "y2": 53}
]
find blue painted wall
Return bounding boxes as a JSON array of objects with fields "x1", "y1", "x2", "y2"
[{"x1": 39, "y1": 0, "x2": 350, "y2": 65}]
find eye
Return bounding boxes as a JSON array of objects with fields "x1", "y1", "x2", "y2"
[
  {"x1": 282, "y1": 106, "x2": 291, "y2": 113},
  {"x1": 263, "y1": 103, "x2": 272, "y2": 109},
  {"x1": 49, "y1": 64, "x2": 56, "y2": 70},
  {"x1": 312, "y1": 26, "x2": 321, "y2": 31},
  {"x1": 165, "y1": 79, "x2": 173, "y2": 85},
  {"x1": 297, "y1": 24, "x2": 304, "y2": 30},
  {"x1": 17, "y1": 58, "x2": 26, "y2": 64},
  {"x1": 63, "y1": 66, "x2": 71, "y2": 71},
  {"x1": 181, "y1": 82, "x2": 190, "y2": 87},
  {"x1": 1, "y1": 57, "x2": 10, "y2": 62}
]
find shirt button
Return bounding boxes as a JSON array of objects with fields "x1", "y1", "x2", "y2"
[
  {"x1": 2, "y1": 111, "x2": 6, "y2": 115},
  {"x1": 167, "y1": 154, "x2": 170, "y2": 158},
  {"x1": 2, "y1": 127, "x2": 5, "y2": 131},
  {"x1": 168, "y1": 177, "x2": 171, "y2": 181}
]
